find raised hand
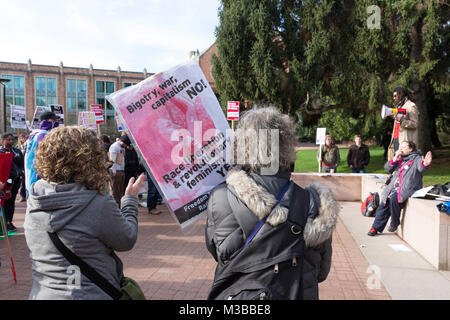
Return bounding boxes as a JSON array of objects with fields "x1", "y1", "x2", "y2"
[
  {"x1": 392, "y1": 149, "x2": 402, "y2": 162},
  {"x1": 422, "y1": 151, "x2": 432, "y2": 167},
  {"x1": 125, "y1": 173, "x2": 146, "y2": 196}
]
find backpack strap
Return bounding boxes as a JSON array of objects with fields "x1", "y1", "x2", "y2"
[
  {"x1": 242, "y1": 181, "x2": 291, "y2": 250},
  {"x1": 48, "y1": 232, "x2": 123, "y2": 300},
  {"x1": 287, "y1": 183, "x2": 309, "y2": 234}
]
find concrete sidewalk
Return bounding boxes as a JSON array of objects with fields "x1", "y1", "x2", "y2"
[
  {"x1": 2, "y1": 199, "x2": 447, "y2": 300},
  {"x1": 339, "y1": 202, "x2": 450, "y2": 300},
  {"x1": 0, "y1": 200, "x2": 391, "y2": 300}
]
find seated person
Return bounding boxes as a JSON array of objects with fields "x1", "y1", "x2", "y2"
[{"x1": 368, "y1": 141, "x2": 432, "y2": 236}]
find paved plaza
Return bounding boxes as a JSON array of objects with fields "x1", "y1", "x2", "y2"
[{"x1": 0, "y1": 199, "x2": 393, "y2": 300}]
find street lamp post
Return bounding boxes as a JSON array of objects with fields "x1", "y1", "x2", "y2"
[{"x1": 0, "y1": 78, "x2": 10, "y2": 133}]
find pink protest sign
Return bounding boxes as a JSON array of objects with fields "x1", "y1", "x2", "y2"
[{"x1": 106, "y1": 60, "x2": 232, "y2": 227}]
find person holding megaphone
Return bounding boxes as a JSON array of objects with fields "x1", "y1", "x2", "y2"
[{"x1": 381, "y1": 87, "x2": 419, "y2": 159}]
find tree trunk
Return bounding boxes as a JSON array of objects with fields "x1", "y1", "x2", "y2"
[
  {"x1": 409, "y1": 14, "x2": 432, "y2": 154},
  {"x1": 411, "y1": 79, "x2": 432, "y2": 153}
]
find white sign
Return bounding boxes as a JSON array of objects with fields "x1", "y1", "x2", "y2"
[
  {"x1": 115, "y1": 110, "x2": 127, "y2": 132},
  {"x1": 10, "y1": 105, "x2": 27, "y2": 129},
  {"x1": 78, "y1": 111, "x2": 97, "y2": 127},
  {"x1": 316, "y1": 128, "x2": 326, "y2": 145}
]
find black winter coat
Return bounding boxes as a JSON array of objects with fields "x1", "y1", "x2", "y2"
[
  {"x1": 347, "y1": 144, "x2": 370, "y2": 171},
  {"x1": 205, "y1": 169, "x2": 339, "y2": 300}
]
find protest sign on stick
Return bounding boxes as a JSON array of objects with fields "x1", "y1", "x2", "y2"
[
  {"x1": 115, "y1": 110, "x2": 127, "y2": 132},
  {"x1": 227, "y1": 101, "x2": 240, "y2": 130},
  {"x1": 78, "y1": 111, "x2": 98, "y2": 133},
  {"x1": 10, "y1": 105, "x2": 27, "y2": 129},
  {"x1": 107, "y1": 60, "x2": 232, "y2": 228},
  {"x1": 316, "y1": 128, "x2": 326, "y2": 173},
  {"x1": 90, "y1": 104, "x2": 104, "y2": 136}
]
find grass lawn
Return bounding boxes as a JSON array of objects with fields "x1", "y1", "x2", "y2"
[{"x1": 294, "y1": 146, "x2": 450, "y2": 187}]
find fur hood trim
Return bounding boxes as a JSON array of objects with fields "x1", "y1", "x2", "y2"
[
  {"x1": 226, "y1": 170, "x2": 339, "y2": 247},
  {"x1": 226, "y1": 170, "x2": 289, "y2": 226},
  {"x1": 303, "y1": 182, "x2": 339, "y2": 248}
]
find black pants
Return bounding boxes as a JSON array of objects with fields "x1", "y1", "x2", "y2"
[
  {"x1": 371, "y1": 192, "x2": 405, "y2": 232},
  {"x1": 19, "y1": 174, "x2": 26, "y2": 200},
  {"x1": 146, "y1": 172, "x2": 161, "y2": 210},
  {"x1": 3, "y1": 178, "x2": 20, "y2": 224}
]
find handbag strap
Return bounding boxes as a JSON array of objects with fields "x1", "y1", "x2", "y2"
[
  {"x1": 48, "y1": 232, "x2": 123, "y2": 300},
  {"x1": 242, "y1": 180, "x2": 292, "y2": 249}
]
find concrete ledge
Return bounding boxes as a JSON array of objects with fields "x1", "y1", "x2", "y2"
[
  {"x1": 291, "y1": 173, "x2": 362, "y2": 201},
  {"x1": 291, "y1": 173, "x2": 450, "y2": 270},
  {"x1": 398, "y1": 198, "x2": 449, "y2": 270},
  {"x1": 361, "y1": 175, "x2": 387, "y2": 199}
]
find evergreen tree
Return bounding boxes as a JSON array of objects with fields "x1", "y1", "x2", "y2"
[{"x1": 212, "y1": 0, "x2": 449, "y2": 152}]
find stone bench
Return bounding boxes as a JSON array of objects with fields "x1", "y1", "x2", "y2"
[{"x1": 290, "y1": 173, "x2": 449, "y2": 270}]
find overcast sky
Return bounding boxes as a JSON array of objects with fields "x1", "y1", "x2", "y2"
[{"x1": 0, "y1": 0, "x2": 221, "y2": 73}]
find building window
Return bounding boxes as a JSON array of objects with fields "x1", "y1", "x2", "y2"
[
  {"x1": 35, "y1": 77, "x2": 57, "y2": 107},
  {"x1": 96, "y1": 81, "x2": 115, "y2": 134},
  {"x1": 123, "y1": 82, "x2": 136, "y2": 88},
  {"x1": 66, "y1": 79, "x2": 87, "y2": 125},
  {"x1": 2, "y1": 75, "x2": 25, "y2": 133}
]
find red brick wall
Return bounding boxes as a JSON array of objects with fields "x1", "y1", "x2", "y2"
[
  {"x1": 0, "y1": 61, "x2": 150, "y2": 132},
  {"x1": 198, "y1": 43, "x2": 217, "y2": 92}
]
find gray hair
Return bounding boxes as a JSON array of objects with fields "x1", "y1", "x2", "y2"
[{"x1": 233, "y1": 105, "x2": 297, "y2": 174}]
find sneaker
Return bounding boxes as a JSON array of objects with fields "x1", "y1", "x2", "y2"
[
  {"x1": 7, "y1": 223, "x2": 17, "y2": 232},
  {"x1": 367, "y1": 228, "x2": 378, "y2": 236},
  {"x1": 148, "y1": 209, "x2": 162, "y2": 215},
  {"x1": 388, "y1": 225, "x2": 398, "y2": 232}
]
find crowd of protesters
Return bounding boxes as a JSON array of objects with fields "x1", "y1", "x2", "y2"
[
  {"x1": 0, "y1": 86, "x2": 434, "y2": 300},
  {"x1": 0, "y1": 112, "x2": 163, "y2": 232}
]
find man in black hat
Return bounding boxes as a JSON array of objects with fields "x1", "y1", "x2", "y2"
[{"x1": 24, "y1": 111, "x2": 61, "y2": 194}]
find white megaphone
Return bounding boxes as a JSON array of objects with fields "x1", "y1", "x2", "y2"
[{"x1": 381, "y1": 104, "x2": 407, "y2": 119}]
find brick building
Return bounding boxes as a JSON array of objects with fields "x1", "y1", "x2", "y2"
[
  {"x1": 190, "y1": 42, "x2": 217, "y2": 93},
  {"x1": 0, "y1": 45, "x2": 218, "y2": 137},
  {"x1": 0, "y1": 59, "x2": 151, "y2": 136}
]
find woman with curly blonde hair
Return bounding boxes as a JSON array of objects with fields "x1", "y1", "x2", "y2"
[{"x1": 24, "y1": 126, "x2": 145, "y2": 299}]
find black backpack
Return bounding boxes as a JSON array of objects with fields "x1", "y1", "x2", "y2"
[{"x1": 207, "y1": 183, "x2": 309, "y2": 300}]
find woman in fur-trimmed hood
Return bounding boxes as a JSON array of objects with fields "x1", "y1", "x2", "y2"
[{"x1": 205, "y1": 106, "x2": 339, "y2": 300}]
